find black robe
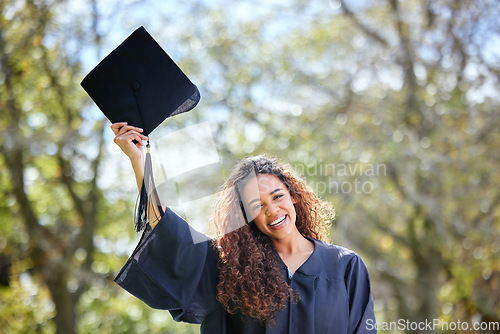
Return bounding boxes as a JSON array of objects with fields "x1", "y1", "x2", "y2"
[{"x1": 115, "y1": 207, "x2": 377, "y2": 333}]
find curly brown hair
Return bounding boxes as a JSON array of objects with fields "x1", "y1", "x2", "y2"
[{"x1": 212, "y1": 155, "x2": 334, "y2": 324}]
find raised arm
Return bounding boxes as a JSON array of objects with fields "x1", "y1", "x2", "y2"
[{"x1": 111, "y1": 122, "x2": 162, "y2": 229}]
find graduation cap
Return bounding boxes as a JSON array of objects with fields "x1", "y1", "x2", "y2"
[{"x1": 81, "y1": 26, "x2": 201, "y2": 231}]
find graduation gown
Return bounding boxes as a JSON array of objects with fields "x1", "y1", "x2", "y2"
[{"x1": 115, "y1": 207, "x2": 377, "y2": 333}]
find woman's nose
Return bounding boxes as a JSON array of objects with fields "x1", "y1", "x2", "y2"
[{"x1": 266, "y1": 204, "x2": 279, "y2": 216}]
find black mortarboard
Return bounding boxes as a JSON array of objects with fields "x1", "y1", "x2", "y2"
[
  {"x1": 81, "y1": 26, "x2": 201, "y2": 231},
  {"x1": 81, "y1": 26, "x2": 200, "y2": 136}
]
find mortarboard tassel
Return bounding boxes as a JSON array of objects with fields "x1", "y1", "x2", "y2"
[{"x1": 135, "y1": 141, "x2": 164, "y2": 232}]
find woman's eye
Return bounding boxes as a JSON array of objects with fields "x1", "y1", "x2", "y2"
[{"x1": 273, "y1": 194, "x2": 283, "y2": 200}]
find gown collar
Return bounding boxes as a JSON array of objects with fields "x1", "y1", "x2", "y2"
[{"x1": 273, "y1": 237, "x2": 320, "y2": 277}]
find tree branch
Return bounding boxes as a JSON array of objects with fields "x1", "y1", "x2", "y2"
[{"x1": 340, "y1": 0, "x2": 389, "y2": 47}]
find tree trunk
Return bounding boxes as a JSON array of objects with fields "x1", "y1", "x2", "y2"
[
  {"x1": 48, "y1": 274, "x2": 77, "y2": 334},
  {"x1": 415, "y1": 262, "x2": 439, "y2": 323}
]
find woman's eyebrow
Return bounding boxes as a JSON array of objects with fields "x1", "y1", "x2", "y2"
[
  {"x1": 269, "y1": 188, "x2": 283, "y2": 195},
  {"x1": 247, "y1": 188, "x2": 283, "y2": 207}
]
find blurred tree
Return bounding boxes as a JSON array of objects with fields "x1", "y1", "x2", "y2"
[
  {"x1": 0, "y1": 0, "x2": 198, "y2": 333},
  {"x1": 0, "y1": 0, "x2": 106, "y2": 332}
]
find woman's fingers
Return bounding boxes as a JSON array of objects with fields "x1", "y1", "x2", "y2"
[
  {"x1": 110, "y1": 122, "x2": 127, "y2": 135},
  {"x1": 109, "y1": 122, "x2": 147, "y2": 163},
  {"x1": 114, "y1": 130, "x2": 148, "y2": 145},
  {"x1": 111, "y1": 123, "x2": 148, "y2": 141},
  {"x1": 110, "y1": 122, "x2": 146, "y2": 137},
  {"x1": 117, "y1": 125, "x2": 145, "y2": 137}
]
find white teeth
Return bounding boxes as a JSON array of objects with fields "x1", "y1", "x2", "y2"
[{"x1": 269, "y1": 215, "x2": 286, "y2": 226}]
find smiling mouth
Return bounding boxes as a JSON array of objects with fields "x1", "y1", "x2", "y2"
[{"x1": 268, "y1": 215, "x2": 286, "y2": 227}]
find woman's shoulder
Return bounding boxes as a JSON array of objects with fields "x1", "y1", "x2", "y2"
[
  {"x1": 313, "y1": 239, "x2": 358, "y2": 259},
  {"x1": 310, "y1": 239, "x2": 365, "y2": 277}
]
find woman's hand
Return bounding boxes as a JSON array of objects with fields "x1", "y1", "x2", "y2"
[
  {"x1": 111, "y1": 122, "x2": 148, "y2": 163},
  {"x1": 111, "y1": 122, "x2": 149, "y2": 191}
]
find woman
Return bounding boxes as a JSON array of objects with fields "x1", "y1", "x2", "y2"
[{"x1": 111, "y1": 122, "x2": 377, "y2": 333}]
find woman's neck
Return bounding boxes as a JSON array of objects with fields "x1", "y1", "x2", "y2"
[
  {"x1": 272, "y1": 229, "x2": 315, "y2": 274},
  {"x1": 271, "y1": 227, "x2": 314, "y2": 258}
]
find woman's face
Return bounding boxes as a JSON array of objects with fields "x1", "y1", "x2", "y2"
[{"x1": 241, "y1": 173, "x2": 297, "y2": 240}]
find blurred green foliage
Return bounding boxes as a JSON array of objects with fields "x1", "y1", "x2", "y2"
[{"x1": 0, "y1": 0, "x2": 499, "y2": 333}]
